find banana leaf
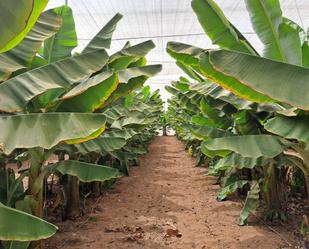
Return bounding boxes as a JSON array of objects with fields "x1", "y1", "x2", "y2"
[
  {"x1": 57, "y1": 71, "x2": 118, "y2": 112},
  {"x1": 82, "y1": 13, "x2": 123, "y2": 53},
  {"x1": 0, "y1": 203, "x2": 57, "y2": 241},
  {"x1": 0, "y1": 49, "x2": 109, "y2": 113},
  {"x1": 0, "y1": 0, "x2": 48, "y2": 52},
  {"x1": 42, "y1": 5, "x2": 78, "y2": 63},
  {"x1": 265, "y1": 115, "x2": 309, "y2": 143},
  {"x1": 203, "y1": 135, "x2": 284, "y2": 158},
  {"x1": 0, "y1": 9, "x2": 62, "y2": 81},
  {"x1": 206, "y1": 49, "x2": 309, "y2": 110},
  {"x1": 53, "y1": 160, "x2": 121, "y2": 182},
  {"x1": 0, "y1": 113, "x2": 106, "y2": 155},
  {"x1": 191, "y1": 0, "x2": 254, "y2": 54}
]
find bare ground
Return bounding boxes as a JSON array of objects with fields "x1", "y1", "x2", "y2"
[{"x1": 47, "y1": 136, "x2": 302, "y2": 249}]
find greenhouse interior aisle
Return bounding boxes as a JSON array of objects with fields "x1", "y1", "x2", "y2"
[{"x1": 47, "y1": 136, "x2": 297, "y2": 249}]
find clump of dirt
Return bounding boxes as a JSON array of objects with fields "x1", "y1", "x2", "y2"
[{"x1": 46, "y1": 136, "x2": 303, "y2": 249}]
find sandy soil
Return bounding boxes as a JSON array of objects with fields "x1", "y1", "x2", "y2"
[{"x1": 47, "y1": 136, "x2": 302, "y2": 249}]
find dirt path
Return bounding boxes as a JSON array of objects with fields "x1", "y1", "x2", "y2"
[{"x1": 47, "y1": 136, "x2": 300, "y2": 249}]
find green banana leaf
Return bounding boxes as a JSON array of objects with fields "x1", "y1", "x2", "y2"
[
  {"x1": 282, "y1": 17, "x2": 306, "y2": 45},
  {"x1": 0, "y1": 9, "x2": 61, "y2": 81},
  {"x1": 265, "y1": 115, "x2": 309, "y2": 143},
  {"x1": 187, "y1": 124, "x2": 232, "y2": 140},
  {"x1": 278, "y1": 21, "x2": 302, "y2": 65},
  {"x1": 57, "y1": 71, "x2": 118, "y2": 112},
  {"x1": 108, "y1": 40, "x2": 155, "y2": 70},
  {"x1": 103, "y1": 104, "x2": 130, "y2": 124},
  {"x1": 129, "y1": 57, "x2": 147, "y2": 67},
  {"x1": 191, "y1": 0, "x2": 254, "y2": 54},
  {"x1": 206, "y1": 49, "x2": 309, "y2": 110},
  {"x1": 199, "y1": 52, "x2": 274, "y2": 103},
  {"x1": 0, "y1": 202, "x2": 57, "y2": 241},
  {"x1": 54, "y1": 160, "x2": 121, "y2": 182},
  {"x1": 0, "y1": 49, "x2": 109, "y2": 113},
  {"x1": 245, "y1": 0, "x2": 302, "y2": 65},
  {"x1": 0, "y1": 0, "x2": 48, "y2": 52},
  {"x1": 239, "y1": 181, "x2": 260, "y2": 225},
  {"x1": 111, "y1": 112, "x2": 150, "y2": 129},
  {"x1": 217, "y1": 180, "x2": 249, "y2": 201},
  {"x1": 124, "y1": 145, "x2": 148, "y2": 155},
  {"x1": 166, "y1": 41, "x2": 203, "y2": 66},
  {"x1": 214, "y1": 153, "x2": 269, "y2": 171},
  {"x1": 208, "y1": 153, "x2": 269, "y2": 176},
  {"x1": 101, "y1": 64, "x2": 162, "y2": 108},
  {"x1": 42, "y1": 5, "x2": 78, "y2": 63},
  {"x1": 0, "y1": 113, "x2": 106, "y2": 155},
  {"x1": 82, "y1": 13, "x2": 123, "y2": 53},
  {"x1": 203, "y1": 135, "x2": 284, "y2": 158},
  {"x1": 0, "y1": 169, "x2": 25, "y2": 206},
  {"x1": 190, "y1": 83, "x2": 252, "y2": 110},
  {"x1": 176, "y1": 61, "x2": 204, "y2": 81},
  {"x1": 201, "y1": 142, "x2": 231, "y2": 158},
  {"x1": 244, "y1": 0, "x2": 285, "y2": 61},
  {"x1": 302, "y1": 41, "x2": 309, "y2": 68},
  {"x1": 191, "y1": 115, "x2": 218, "y2": 128},
  {"x1": 173, "y1": 82, "x2": 190, "y2": 92},
  {"x1": 166, "y1": 42, "x2": 273, "y2": 104},
  {"x1": 103, "y1": 128, "x2": 138, "y2": 140},
  {"x1": 72, "y1": 136, "x2": 127, "y2": 154}
]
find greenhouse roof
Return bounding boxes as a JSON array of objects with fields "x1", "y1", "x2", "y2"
[{"x1": 46, "y1": 0, "x2": 309, "y2": 100}]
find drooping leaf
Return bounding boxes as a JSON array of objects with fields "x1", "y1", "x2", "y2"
[
  {"x1": 54, "y1": 160, "x2": 121, "y2": 182},
  {"x1": 203, "y1": 135, "x2": 284, "y2": 158},
  {"x1": 239, "y1": 182, "x2": 260, "y2": 225},
  {"x1": 214, "y1": 153, "x2": 269, "y2": 171},
  {"x1": 0, "y1": 113, "x2": 106, "y2": 155},
  {"x1": 0, "y1": 0, "x2": 48, "y2": 52},
  {"x1": 108, "y1": 40, "x2": 155, "y2": 70},
  {"x1": 72, "y1": 136, "x2": 126, "y2": 154},
  {"x1": 111, "y1": 112, "x2": 150, "y2": 129},
  {"x1": 166, "y1": 42, "x2": 203, "y2": 66},
  {"x1": 191, "y1": 83, "x2": 252, "y2": 110},
  {"x1": 102, "y1": 128, "x2": 138, "y2": 141},
  {"x1": 57, "y1": 71, "x2": 118, "y2": 112},
  {"x1": 124, "y1": 145, "x2": 148, "y2": 155},
  {"x1": 191, "y1": 115, "x2": 218, "y2": 128},
  {"x1": 0, "y1": 203, "x2": 57, "y2": 241},
  {"x1": 217, "y1": 180, "x2": 249, "y2": 201},
  {"x1": 265, "y1": 115, "x2": 309, "y2": 143},
  {"x1": 0, "y1": 49, "x2": 109, "y2": 113},
  {"x1": 207, "y1": 49, "x2": 309, "y2": 110},
  {"x1": 187, "y1": 124, "x2": 232, "y2": 140},
  {"x1": 0, "y1": 9, "x2": 62, "y2": 81},
  {"x1": 65, "y1": 127, "x2": 106, "y2": 145},
  {"x1": 199, "y1": 52, "x2": 274, "y2": 104},
  {"x1": 176, "y1": 61, "x2": 204, "y2": 81},
  {"x1": 200, "y1": 142, "x2": 231, "y2": 158},
  {"x1": 100, "y1": 65, "x2": 162, "y2": 108}
]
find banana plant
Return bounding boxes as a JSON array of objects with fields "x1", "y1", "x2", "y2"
[
  {"x1": 0, "y1": 5, "x2": 162, "y2": 249},
  {"x1": 166, "y1": 0, "x2": 309, "y2": 225}
]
